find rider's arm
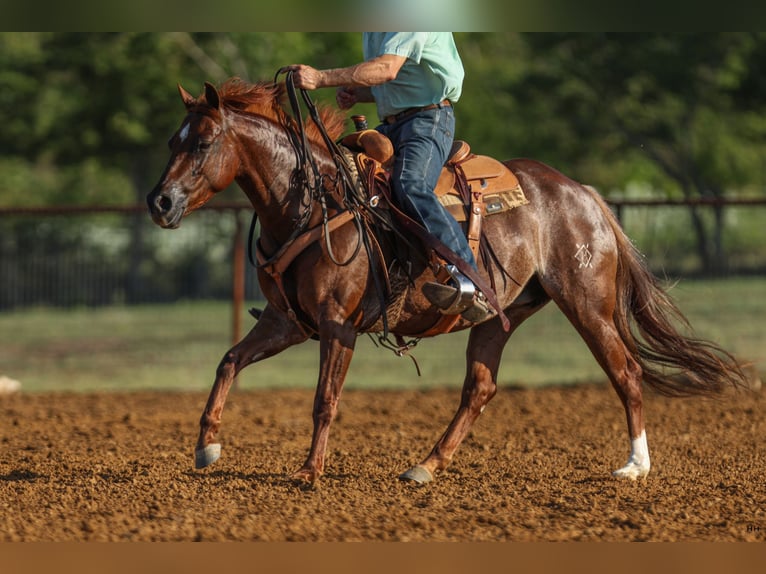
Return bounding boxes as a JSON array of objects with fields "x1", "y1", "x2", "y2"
[{"x1": 288, "y1": 54, "x2": 407, "y2": 90}]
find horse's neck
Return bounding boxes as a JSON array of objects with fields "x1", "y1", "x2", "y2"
[{"x1": 233, "y1": 115, "x2": 337, "y2": 246}]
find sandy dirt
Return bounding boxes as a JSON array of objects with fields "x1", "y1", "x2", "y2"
[{"x1": 1, "y1": 384, "x2": 763, "y2": 541}]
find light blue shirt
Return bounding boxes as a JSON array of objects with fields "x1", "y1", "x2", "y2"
[{"x1": 362, "y1": 32, "x2": 464, "y2": 120}]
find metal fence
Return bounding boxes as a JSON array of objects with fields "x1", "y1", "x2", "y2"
[
  {"x1": 0, "y1": 204, "x2": 260, "y2": 309},
  {"x1": 612, "y1": 197, "x2": 766, "y2": 277},
  {"x1": 2, "y1": 198, "x2": 766, "y2": 311}
]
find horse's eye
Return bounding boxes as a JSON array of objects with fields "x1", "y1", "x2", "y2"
[{"x1": 197, "y1": 141, "x2": 212, "y2": 152}]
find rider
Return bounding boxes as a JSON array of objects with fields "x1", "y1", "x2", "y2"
[{"x1": 286, "y1": 32, "x2": 491, "y2": 322}]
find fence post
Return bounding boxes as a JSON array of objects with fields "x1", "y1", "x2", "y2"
[{"x1": 231, "y1": 210, "x2": 245, "y2": 381}]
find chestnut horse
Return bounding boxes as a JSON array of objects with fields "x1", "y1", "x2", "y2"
[{"x1": 147, "y1": 77, "x2": 745, "y2": 484}]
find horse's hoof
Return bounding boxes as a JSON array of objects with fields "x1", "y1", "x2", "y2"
[
  {"x1": 399, "y1": 465, "x2": 433, "y2": 484},
  {"x1": 291, "y1": 468, "x2": 320, "y2": 486},
  {"x1": 194, "y1": 443, "x2": 221, "y2": 469},
  {"x1": 612, "y1": 461, "x2": 650, "y2": 480}
]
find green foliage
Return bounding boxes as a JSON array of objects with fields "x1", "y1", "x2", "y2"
[
  {"x1": 457, "y1": 33, "x2": 766, "y2": 196},
  {"x1": 3, "y1": 32, "x2": 766, "y2": 206},
  {"x1": 0, "y1": 32, "x2": 368, "y2": 207},
  {"x1": 1, "y1": 33, "x2": 765, "y2": 276}
]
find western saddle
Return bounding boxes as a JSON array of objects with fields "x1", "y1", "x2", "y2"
[{"x1": 340, "y1": 128, "x2": 528, "y2": 269}]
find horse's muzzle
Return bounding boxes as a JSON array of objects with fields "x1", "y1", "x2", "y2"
[{"x1": 147, "y1": 187, "x2": 185, "y2": 229}]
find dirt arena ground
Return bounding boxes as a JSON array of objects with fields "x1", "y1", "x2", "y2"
[{"x1": 0, "y1": 383, "x2": 763, "y2": 542}]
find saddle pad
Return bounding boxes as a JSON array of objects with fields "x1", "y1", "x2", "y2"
[
  {"x1": 440, "y1": 184, "x2": 529, "y2": 221},
  {"x1": 438, "y1": 155, "x2": 529, "y2": 221}
]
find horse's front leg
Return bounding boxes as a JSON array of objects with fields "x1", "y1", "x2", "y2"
[
  {"x1": 195, "y1": 304, "x2": 309, "y2": 469},
  {"x1": 292, "y1": 320, "x2": 357, "y2": 484},
  {"x1": 400, "y1": 315, "x2": 516, "y2": 483}
]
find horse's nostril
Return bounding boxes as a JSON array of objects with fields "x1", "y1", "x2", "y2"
[{"x1": 157, "y1": 195, "x2": 173, "y2": 213}]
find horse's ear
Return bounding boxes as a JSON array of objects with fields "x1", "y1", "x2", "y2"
[
  {"x1": 203, "y1": 82, "x2": 220, "y2": 110},
  {"x1": 178, "y1": 84, "x2": 196, "y2": 109}
]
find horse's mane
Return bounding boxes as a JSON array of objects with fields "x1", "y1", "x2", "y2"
[{"x1": 217, "y1": 77, "x2": 348, "y2": 142}]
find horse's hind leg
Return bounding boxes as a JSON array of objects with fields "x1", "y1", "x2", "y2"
[
  {"x1": 580, "y1": 317, "x2": 649, "y2": 479},
  {"x1": 195, "y1": 304, "x2": 309, "y2": 469},
  {"x1": 546, "y1": 277, "x2": 650, "y2": 479},
  {"x1": 586, "y1": 320, "x2": 649, "y2": 479},
  {"x1": 400, "y1": 309, "x2": 535, "y2": 483}
]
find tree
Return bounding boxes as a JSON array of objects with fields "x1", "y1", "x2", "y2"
[
  {"x1": 477, "y1": 33, "x2": 766, "y2": 275},
  {"x1": 2, "y1": 33, "x2": 765, "y2": 288},
  {"x1": 0, "y1": 33, "x2": 366, "y2": 306}
]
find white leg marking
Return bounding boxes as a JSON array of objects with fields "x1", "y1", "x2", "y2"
[{"x1": 613, "y1": 430, "x2": 651, "y2": 480}]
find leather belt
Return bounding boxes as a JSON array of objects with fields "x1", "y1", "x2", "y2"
[{"x1": 384, "y1": 99, "x2": 452, "y2": 124}]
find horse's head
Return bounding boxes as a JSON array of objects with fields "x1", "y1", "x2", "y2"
[{"x1": 147, "y1": 82, "x2": 239, "y2": 229}]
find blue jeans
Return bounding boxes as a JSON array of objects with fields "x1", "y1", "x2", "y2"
[{"x1": 377, "y1": 105, "x2": 477, "y2": 270}]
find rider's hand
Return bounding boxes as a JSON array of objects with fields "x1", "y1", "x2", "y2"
[
  {"x1": 336, "y1": 86, "x2": 357, "y2": 110},
  {"x1": 287, "y1": 65, "x2": 322, "y2": 90}
]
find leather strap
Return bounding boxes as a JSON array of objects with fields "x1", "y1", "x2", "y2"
[
  {"x1": 256, "y1": 211, "x2": 355, "y2": 276},
  {"x1": 256, "y1": 210, "x2": 356, "y2": 336},
  {"x1": 466, "y1": 190, "x2": 483, "y2": 263}
]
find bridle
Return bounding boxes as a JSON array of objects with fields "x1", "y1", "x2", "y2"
[
  {"x1": 243, "y1": 69, "x2": 394, "y2": 338},
  {"x1": 244, "y1": 70, "x2": 362, "y2": 270}
]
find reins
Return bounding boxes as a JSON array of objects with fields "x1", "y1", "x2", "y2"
[
  {"x1": 249, "y1": 69, "x2": 393, "y2": 338},
  {"x1": 284, "y1": 68, "x2": 374, "y2": 267},
  {"x1": 244, "y1": 68, "x2": 509, "y2": 352},
  {"x1": 247, "y1": 70, "x2": 366, "y2": 270}
]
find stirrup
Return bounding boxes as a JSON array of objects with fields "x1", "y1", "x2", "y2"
[
  {"x1": 422, "y1": 265, "x2": 475, "y2": 315},
  {"x1": 441, "y1": 265, "x2": 476, "y2": 314},
  {"x1": 422, "y1": 264, "x2": 495, "y2": 323}
]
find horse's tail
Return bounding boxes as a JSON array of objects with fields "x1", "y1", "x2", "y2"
[{"x1": 583, "y1": 186, "x2": 748, "y2": 397}]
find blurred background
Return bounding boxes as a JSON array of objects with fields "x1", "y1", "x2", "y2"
[{"x1": 0, "y1": 32, "x2": 764, "y2": 393}]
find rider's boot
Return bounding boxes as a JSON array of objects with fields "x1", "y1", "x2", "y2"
[{"x1": 422, "y1": 265, "x2": 493, "y2": 323}]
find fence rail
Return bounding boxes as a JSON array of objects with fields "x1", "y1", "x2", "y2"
[
  {"x1": 2, "y1": 198, "x2": 766, "y2": 343},
  {"x1": 608, "y1": 196, "x2": 766, "y2": 221}
]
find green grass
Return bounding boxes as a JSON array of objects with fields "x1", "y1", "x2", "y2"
[{"x1": 1, "y1": 277, "x2": 763, "y2": 393}]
